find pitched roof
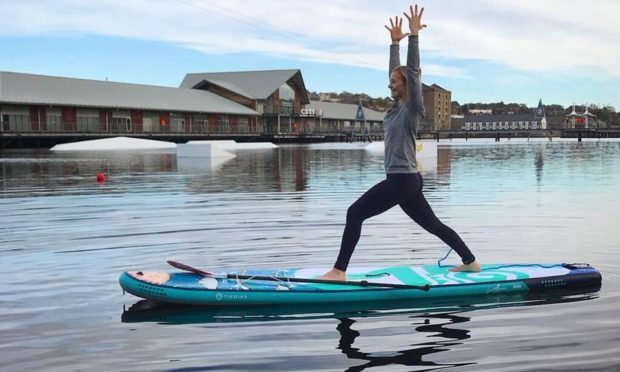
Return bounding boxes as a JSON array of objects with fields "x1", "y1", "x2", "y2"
[
  {"x1": 534, "y1": 99, "x2": 546, "y2": 120},
  {"x1": 306, "y1": 100, "x2": 384, "y2": 121},
  {"x1": 180, "y1": 69, "x2": 310, "y2": 103},
  {"x1": 422, "y1": 83, "x2": 450, "y2": 93},
  {"x1": 0, "y1": 71, "x2": 257, "y2": 115}
]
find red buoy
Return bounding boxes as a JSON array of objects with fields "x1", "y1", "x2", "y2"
[{"x1": 96, "y1": 172, "x2": 105, "y2": 183}]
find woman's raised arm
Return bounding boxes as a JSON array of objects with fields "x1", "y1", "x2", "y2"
[
  {"x1": 384, "y1": 16, "x2": 409, "y2": 78},
  {"x1": 403, "y1": 5, "x2": 426, "y2": 114}
]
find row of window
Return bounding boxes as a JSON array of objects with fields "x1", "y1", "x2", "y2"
[
  {"x1": 259, "y1": 117, "x2": 383, "y2": 133},
  {"x1": 0, "y1": 113, "x2": 253, "y2": 134},
  {"x1": 1, "y1": 111, "x2": 386, "y2": 134},
  {"x1": 463, "y1": 122, "x2": 540, "y2": 130},
  {"x1": 466, "y1": 121, "x2": 538, "y2": 125}
]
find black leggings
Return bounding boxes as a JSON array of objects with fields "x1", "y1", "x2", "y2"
[{"x1": 334, "y1": 173, "x2": 475, "y2": 271}]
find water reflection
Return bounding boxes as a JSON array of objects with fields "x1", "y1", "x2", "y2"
[
  {"x1": 5, "y1": 142, "x2": 609, "y2": 196},
  {"x1": 535, "y1": 147, "x2": 544, "y2": 184},
  {"x1": 1, "y1": 140, "x2": 618, "y2": 371},
  {"x1": 336, "y1": 314, "x2": 474, "y2": 371},
  {"x1": 176, "y1": 156, "x2": 234, "y2": 176},
  {"x1": 121, "y1": 287, "x2": 599, "y2": 371},
  {"x1": 122, "y1": 285, "x2": 600, "y2": 324}
]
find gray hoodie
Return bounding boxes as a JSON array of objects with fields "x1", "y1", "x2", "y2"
[{"x1": 383, "y1": 34, "x2": 424, "y2": 174}]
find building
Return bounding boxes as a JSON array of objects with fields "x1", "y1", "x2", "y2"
[
  {"x1": 467, "y1": 109, "x2": 493, "y2": 115},
  {"x1": 318, "y1": 93, "x2": 341, "y2": 103},
  {"x1": 0, "y1": 71, "x2": 257, "y2": 136},
  {"x1": 1, "y1": 67, "x2": 425, "y2": 144},
  {"x1": 565, "y1": 104, "x2": 598, "y2": 129},
  {"x1": 303, "y1": 100, "x2": 384, "y2": 133},
  {"x1": 450, "y1": 114, "x2": 465, "y2": 131},
  {"x1": 180, "y1": 69, "x2": 310, "y2": 133},
  {"x1": 462, "y1": 99, "x2": 547, "y2": 131},
  {"x1": 422, "y1": 83, "x2": 451, "y2": 131}
]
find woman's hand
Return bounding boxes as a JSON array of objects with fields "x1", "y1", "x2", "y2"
[
  {"x1": 403, "y1": 4, "x2": 427, "y2": 35},
  {"x1": 384, "y1": 16, "x2": 410, "y2": 44}
]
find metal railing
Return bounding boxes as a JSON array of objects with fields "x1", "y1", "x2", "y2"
[
  {"x1": 0, "y1": 120, "x2": 386, "y2": 138},
  {"x1": 0, "y1": 121, "x2": 264, "y2": 135}
]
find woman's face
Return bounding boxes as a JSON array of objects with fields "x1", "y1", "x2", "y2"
[{"x1": 388, "y1": 71, "x2": 406, "y2": 100}]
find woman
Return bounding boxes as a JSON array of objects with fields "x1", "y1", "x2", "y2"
[{"x1": 321, "y1": 5, "x2": 480, "y2": 281}]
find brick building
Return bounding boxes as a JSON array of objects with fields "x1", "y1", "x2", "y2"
[{"x1": 422, "y1": 83, "x2": 451, "y2": 131}]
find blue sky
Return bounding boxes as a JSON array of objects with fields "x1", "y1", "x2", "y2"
[{"x1": 1, "y1": 0, "x2": 619, "y2": 109}]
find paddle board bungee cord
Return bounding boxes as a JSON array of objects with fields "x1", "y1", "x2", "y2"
[{"x1": 165, "y1": 260, "x2": 431, "y2": 290}]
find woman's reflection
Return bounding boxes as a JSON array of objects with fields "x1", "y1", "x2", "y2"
[{"x1": 336, "y1": 312, "x2": 475, "y2": 371}]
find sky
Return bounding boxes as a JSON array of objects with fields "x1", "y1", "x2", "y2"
[{"x1": 1, "y1": 0, "x2": 619, "y2": 109}]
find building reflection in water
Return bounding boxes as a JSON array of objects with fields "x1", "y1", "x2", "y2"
[
  {"x1": 179, "y1": 147, "x2": 383, "y2": 194},
  {"x1": 535, "y1": 147, "x2": 544, "y2": 184},
  {"x1": 1, "y1": 146, "x2": 449, "y2": 195}
]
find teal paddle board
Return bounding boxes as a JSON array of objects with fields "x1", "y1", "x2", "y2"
[{"x1": 119, "y1": 262, "x2": 601, "y2": 306}]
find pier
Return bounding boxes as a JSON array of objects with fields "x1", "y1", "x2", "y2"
[{"x1": 3, "y1": 128, "x2": 620, "y2": 148}]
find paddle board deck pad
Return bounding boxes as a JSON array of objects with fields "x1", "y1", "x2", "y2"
[{"x1": 119, "y1": 263, "x2": 601, "y2": 306}]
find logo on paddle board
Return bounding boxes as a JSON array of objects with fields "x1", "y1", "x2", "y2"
[{"x1": 215, "y1": 292, "x2": 248, "y2": 301}]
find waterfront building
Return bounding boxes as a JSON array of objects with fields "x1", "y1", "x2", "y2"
[
  {"x1": 422, "y1": 83, "x2": 451, "y2": 131},
  {"x1": 303, "y1": 101, "x2": 384, "y2": 134},
  {"x1": 1, "y1": 67, "x2": 455, "y2": 146},
  {"x1": 462, "y1": 99, "x2": 547, "y2": 131},
  {"x1": 450, "y1": 114, "x2": 465, "y2": 130},
  {"x1": 0, "y1": 71, "x2": 257, "y2": 136},
  {"x1": 180, "y1": 69, "x2": 309, "y2": 134},
  {"x1": 565, "y1": 104, "x2": 598, "y2": 129}
]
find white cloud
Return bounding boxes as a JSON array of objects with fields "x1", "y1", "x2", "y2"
[{"x1": 0, "y1": 0, "x2": 619, "y2": 79}]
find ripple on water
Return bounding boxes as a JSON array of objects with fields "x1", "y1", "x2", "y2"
[{"x1": 0, "y1": 141, "x2": 619, "y2": 370}]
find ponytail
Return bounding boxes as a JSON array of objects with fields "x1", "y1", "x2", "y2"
[{"x1": 392, "y1": 66, "x2": 408, "y2": 102}]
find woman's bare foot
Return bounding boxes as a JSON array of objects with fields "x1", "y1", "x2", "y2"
[
  {"x1": 449, "y1": 260, "x2": 481, "y2": 272},
  {"x1": 319, "y1": 268, "x2": 346, "y2": 281}
]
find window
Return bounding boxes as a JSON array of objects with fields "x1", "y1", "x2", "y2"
[
  {"x1": 112, "y1": 117, "x2": 131, "y2": 132},
  {"x1": 280, "y1": 100, "x2": 294, "y2": 116},
  {"x1": 77, "y1": 116, "x2": 99, "y2": 132},
  {"x1": 195, "y1": 113, "x2": 209, "y2": 133},
  {"x1": 217, "y1": 115, "x2": 229, "y2": 133},
  {"x1": 111, "y1": 111, "x2": 131, "y2": 132},
  {"x1": 279, "y1": 84, "x2": 295, "y2": 101},
  {"x1": 237, "y1": 116, "x2": 249, "y2": 133},
  {"x1": 170, "y1": 113, "x2": 185, "y2": 132},
  {"x1": 77, "y1": 110, "x2": 100, "y2": 132},
  {"x1": 279, "y1": 83, "x2": 296, "y2": 116},
  {"x1": 46, "y1": 109, "x2": 62, "y2": 132},
  {"x1": 1, "y1": 114, "x2": 8, "y2": 131},
  {"x1": 4, "y1": 113, "x2": 29, "y2": 132}
]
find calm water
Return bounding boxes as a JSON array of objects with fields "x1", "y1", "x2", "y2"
[{"x1": 1, "y1": 139, "x2": 619, "y2": 371}]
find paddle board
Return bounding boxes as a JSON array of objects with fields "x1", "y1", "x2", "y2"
[{"x1": 119, "y1": 262, "x2": 601, "y2": 306}]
